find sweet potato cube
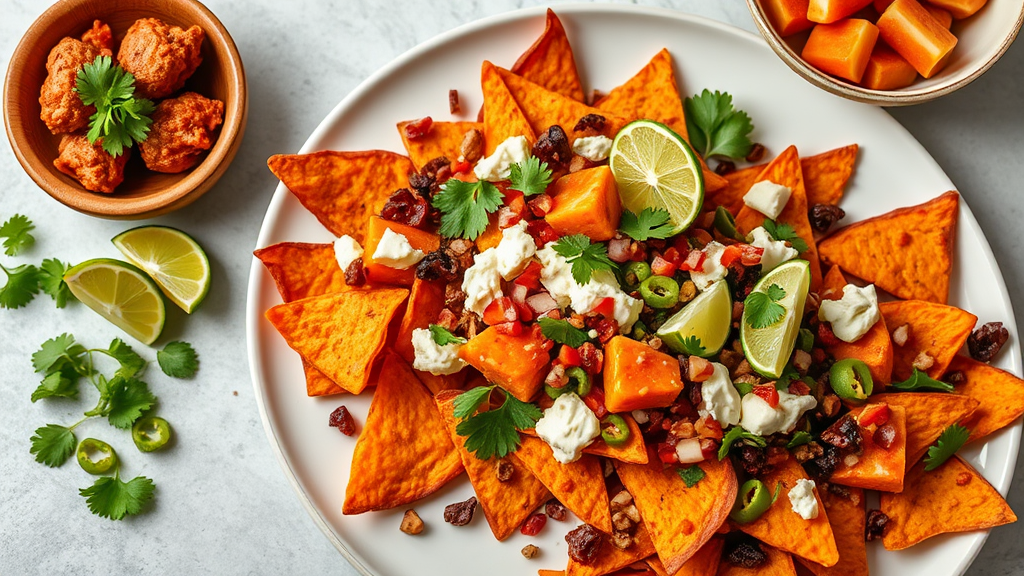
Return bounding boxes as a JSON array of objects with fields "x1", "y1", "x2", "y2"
[
  {"x1": 861, "y1": 44, "x2": 919, "y2": 90},
  {"x1": 544, "y1": 166, "x2": 622, "y2": 241},
  {"x1": 363, "y1": 215, "x2": 440, "y2": 286},
  {"x1": 877, "y1": 0, "x2": 958, "y2": 78},
  {"x1": 808, "y1": 0, "x2": 874, "y2": 23},
  {"x1": 802, "y1": 19, "x2": 880, "y2": 83},
  {"x1": 458, "y1": 325, "x2": 553, "y2": 402},
  {"x1": 603, "y1": 336, "x2": 684, "y2": 413},
  {"x1": 926, "y1": 0, "x2": 988, "y2": 19},
  {"x1": 763, "y1": 0, "x2": 815, "y2": 35},
  {"x1": 874, "y1": 0, "x2": 896, "y2": 11}
]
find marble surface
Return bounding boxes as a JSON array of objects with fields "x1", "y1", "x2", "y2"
[{"x1": 0, "y1": 0, "x2": 1021, "y2": 574}]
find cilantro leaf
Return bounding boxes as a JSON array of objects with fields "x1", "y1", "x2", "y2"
[
  {"x1": 32, "y1": 334, "x2": 87, "y2": 374},
  {"x1": 508, "y1": 156, "x2": 553, "y2": 197},
  {"x1": 551, "y1": 234, "x2": 617, "y2": 285},
  {"x1": 734, "y1": 380, "x2": 754, "y2": 396},
  {"x1": 537, "y1": 317, "x2": 590, "y2": 347},
  {"x1": 744, "y1": 284, "x2": 787, "y2": 329},
  {"x1": 718, "y1": 426, "x2": 767, "y2": 460},
  {"x1": 31, "y1": 368, "x2": 81, "y2": 402},
  {"x1": 432, "y1": 179, "x2": 504, "y2": 240},
  {"x1": 75, "y1": 55, "x2": 154, "y2": 156},
  {"x1": 889, "y1": 368, "x2": 954, "y2": 392},
  {"x1": 684, "y1": 90, "x2": 755, "y2": 160},
  {"x1": 787, "y1": 431, "x2": 813, "y2": 449},
  {"x1": 0, "y1": 263, "x2": 40, "y2": 309},
  {"x1": 679, "y1": 336, "x2": 707, "y2": 357},
  {"x1": 157, "y1": 341, "x2": 198, "y2": 379},
  {"x1": 80, "y1": 473, "x2": 155, "y2": 520},
  {"x1": 763, "y1": 219, "x2": 809, "y2": 254},
  {"x1": 453, "y1": 385, "x2": 494, "y2": 419},
  {"x1": 924, "y1": 424, "x2": 970, "y2": 471},
  {"x1": 30, "y1": 424, "x2": 77, "y2": 467},
  {"x1": 109, "y1": 338, "x2": 147, "y2": 379},
  {"x1": 0, "y1": 214, "x2": 35, "y2": 256},
  {"x1": 39, "y1": 258, "x2": 74, "y2": 308},
  {"x1": 619, "y1": 208, "x2": 675, "y2": 241},
  {"x1": 105, "y1": 377, "x2": 156, "y2": 429},
  {"x1": 676, "y1": 464, "x2": 706, "y2": 488},
  {"x1": 455, "y1": 388, "x2": 542, "y2": 460},
  {"x1": 429, "y1": 324, "x2": 466, "y2": 346}
]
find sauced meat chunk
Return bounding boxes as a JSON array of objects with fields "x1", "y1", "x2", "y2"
[
  {"x1": 117, "y1": 18, "x2": 204, "y2": 99},
  {"x1": 139, "y1": 92, "x2": 223, "y2": 173},
  {"x1": 53, "y1": 133, "x2": 129, "y2": 194},
  {"x1": 39, "y1": 38, "x2": 104, "y2": 134},
  {"x1": 81, "y1": 20, "x2": 114, "y2": 54}
]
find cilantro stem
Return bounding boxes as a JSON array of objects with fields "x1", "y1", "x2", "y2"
[{"x1": 68, "y1": 415, "x2": 94, "y2": 431}]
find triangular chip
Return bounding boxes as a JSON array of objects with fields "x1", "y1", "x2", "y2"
[
  {"x1": 949, "y1": 355, "x2": 1024, "y2": 443},
  {"x1": 709, "y1": 164, "x2": 761, "y2": 216},
  {"x1": 717, "y1": 541, "x2": 796, "y2": 576},
  {"x1": 482, "y1": 60, "x2": 537, "y2": 155},
  {"x1": 435, "y1": 390, "x2": 550, "y2": 540},
  {"x1": 830, "y1": 405, "x2": 907, "y2": 492},
  {"x1": 301, "y1": 361, "x2": 342, "y2": 397},
  {"x1": 614, "y1": 457, "x2": 737, "y2": 574},
  {"x1": 512, "y1": 436, "x2": 612, "y2": 533},
  {"x1": 819, "y1": 191, "x2": 959, "y2": 304},
  {"x1": 736, "y1": 457, "x2": 838, "y2": 566},
  {"x1": 869, "y1": 393, "x2": 979, "y2": 466},
  {"x1": 566, "y1": 522, "x2": 657, "y2": 576},
  {"x1": 523, "y1": 412, "x2": 648, "y2": 464},
  {"x1": 796, "y1": 487, "x2": 867, "y2": 576},
  {"x1": 265, "y1": 288, "x2": 409, "y2": 394},
  {"x1": 511, "y1": 9, "x2": 585, "y2": 102},
  {"x1": 393, "y1": 278, "x2": 466, "y2": 395},
  {"x1": 880, "y1": 455, "x2": 1016, "y2": 550},
  {"x1": 343, "y1": 353, "x2": 464, "y2": 514},
  {"x1": 878, "y1": 300, "x2": 977, "y2": 381},
  {"x1": 595, "y1": 49, "x2": 688, "y2": 140},
  {"x1": 821, "y1": 265, "x2": 893, "y2": 385},
  {"x1": 648, "y1": 537, "x2": 723, "y2": 576},
  {"x1": 397, "y1": 120, "x2": 481, "y2": 171},
  {"x1": 735, "y1": 146, "x2": 822, "y2": 289}
]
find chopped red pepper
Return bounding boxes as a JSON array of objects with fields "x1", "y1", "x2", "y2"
[
  {"x1": 818, "y1": 322, "x2": 842, "y2": 346},
  {"x1": 740, "y1": 245, "x2": 765, "y2": 266},
  {"x1": 650, "y1": 255, "x2": 677, "y2": 277},
  {"x1": 514, "y1": 261, "x2": 543, "y2": 290},
  {"x1": 557, "y1": 345, "x2": 582, "y2": 367},
  {"x1": 858, "y1": 403, "x2": 891, "y2": 427},
  {"x1": 591, "y1": 297, "x2": 616, "y2": 319},
  {"x1": 402, "y1": 116, "x2": 433, "y2": 140},
  {"x1": 663, "y1": 247, "x2": 683, "y2": 266},
  {"x1": 483, "y1": 297, "x2": 517, "y2": 325},
  {"x1": 527, "y1": 219, "x2": 560, "y2": 247},
  {"x1": 752, "y1": 384, "x2": 780, "y2": 408},
  {"x1": 494, "y1": 321, "x2": 524, "y2": 336},
  {"x1": 452, "y1": 160, "x2": 471, "y2": 174},
  {"x1": 680, "y1": 249, "x2": 706, "y2": 273},
  {"x1": 657, "y1": 442, "x2": 678, "y2": 464},
  {"x1": 581, "y1": 386, "x2": 608, "y2": 418},
  {"x1": 720, "y1": 245, "x2": 743, "y2": 267}
]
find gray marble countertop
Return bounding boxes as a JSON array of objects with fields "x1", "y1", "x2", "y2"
[{"x1": 0, "y1": 1, "x2": 1021, "y2": 574}]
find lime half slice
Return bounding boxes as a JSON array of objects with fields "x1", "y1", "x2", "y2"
[
  {"x1": 740, "y1": 260, "x2": 811, "y2": 379},
  {"x1": 609, "y1": 120, "x2": 705, "y2": 235},
  {"x1": 64, "y1": 258, "x2": 166, "y2": 345},
  {"x1": 112, "y1": 226, "x2": 211, "y2": 314},
  {"x1": 657, "y1": 279, "x2": 733, "y2": 357}
]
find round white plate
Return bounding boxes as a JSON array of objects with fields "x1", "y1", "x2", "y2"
[{"x1": 246, "y1": 6, "x2": 1021, "y2": 576}]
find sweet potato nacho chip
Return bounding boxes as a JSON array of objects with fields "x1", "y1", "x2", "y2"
[
  {"x1": 614, "y1": 457, "x2": 737, "y2": 574},
  {"x1": 595, "y1": 49, "x2": 688, "y2": 140},
  {"x1": 718, "y1": 541, "x2": 796, "y2": 576},
  {"x1": 878, "y1": 300, "x2": 977, "y2": 381},
  {"x1": 511, "y1": 9, "x2": 585, "y2": 102},
  {"x1": 397, "y1": 120, "x2": 482, "y2": 171},
  {"x1": 796, "y1": 487, "x2": 867, "y2": 576},
  {"x1": 522, "y1": 412, "x2": 648, "y2": 464},
  {"x1": 435, "y1": 390, "x2": 550, "y2": 540},
  {"x1": 482, "y1": 60, "x2": 537, "y2": 155},
  {"x1": 648, "y1": 537, "x2": 723, "y2": 576},
  {"x1": 880, "y1": 455, "x2": 1017, "y2": 550},
  {"x1": 830, "y1": 405, "x2": 907, "y2": 492},
  {"x1": 737, "y1": 456, "x2": 838, "y2": 567},
  {"x1": 818, "y1": 191, "x2": 959, "y2": 304},
  {"x1": 265, "y1": 288, "x2": 409, "y2": 394},
  {"x1": 710, "y1": 164, "x2": 762, "y2": 216},
  {"x1": 512, "y1": 437, "x2": 612, "y2": 533},
  {"x1": 364, "y1": 216, "x2": 441, "y2": 286},
  {"x1": 566, "y1": 521, "x2": 657, "y2": 576},
  {"x1": 821, "y1": 265, "x2": 893, "y2": 385},
  {"x1": 949, "y1": 355, "x2": 1024, "y2": 443},
  {"x1": 343, "y1": 353, "x2": 464, "y2": 514},
  {"x1": 393, "y1": 278, "x2": 467, "y2": 394},
  {"x1": 869, "y1": 392, "x2": 979, "y2": 466},
  {"x1": 267, "y1": 150, "x2": 414, "y2": 242}
]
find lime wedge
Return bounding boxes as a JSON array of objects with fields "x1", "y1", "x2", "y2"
[
  {"x1": 609, "y1": 120, "x2": 705, "y2": 235},
  {"x1": 740, "y1": 260, "x2": 811, "y2": 379},
  {"x1": 657, "y1": 279, "x2": 733, "y2": 357},
  {"x1": 64, "y1": 259, "x2": 166, "y2": 345},
  {"x1": 112, "y1": 226, "x2": 211, "y2": 313}
]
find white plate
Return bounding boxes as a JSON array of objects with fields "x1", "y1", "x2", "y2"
[{"x1": 246, "y1": 6, "x2": 1021, "y2": 576}]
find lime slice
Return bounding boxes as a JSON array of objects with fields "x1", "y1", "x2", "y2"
[
  {"x1": 609, "y1": 120, "x2": 705, "y2": 235},
  {"x1": 112, "y1": 226, "x2": 211, "y2": 313},
  {"x1": 740, "y1": 260, "x2": 811, "y2": 379},
  {"x1": 64, "y1": 259, "x2": 166, "y2": 345},
  {"x1": 657, "y1": 279, "x2": 733, "y2": 357}
]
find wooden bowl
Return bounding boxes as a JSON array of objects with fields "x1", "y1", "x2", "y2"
[
  {"x1": 747, "y1": 0, "x2": 1024, "y2": 106},
  {"x1": 3, "y1": 0, "x2": 247, "y2": 218}
]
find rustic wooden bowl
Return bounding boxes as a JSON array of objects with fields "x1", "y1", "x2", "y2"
[{"x1": 3, "y1": 0, "x2": 247, "y2": 219}]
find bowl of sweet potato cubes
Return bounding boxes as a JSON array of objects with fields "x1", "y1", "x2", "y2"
[{"x1": 747, "y1": 0, "x2": 1024, "y2": 105}]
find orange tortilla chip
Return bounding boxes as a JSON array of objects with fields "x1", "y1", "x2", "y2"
[
  {"x1": 512, "y1": 437, "x2": 612, "y2": 533},
  {"x1": 796, "y1": 487, "x2": 867, "y2": 576},
  {"x1": 881, "y1": 455, "x2": 1017, "y2": 550},
  {"x1": 566, "y1": 521, "x2": 657, "y2": 576},
  {"x1": 830, "y1": 405, "x2": 907, "y2": 492},
  {"x1": 265, "y1": 289, "x2": 409, "y2": 394},
  {"x1": 648, "y1": 537, "x2": 724, "y2": 576},
  {"x1": 737, "y1": 457, "x2": 839, "y2": 567},
  {"x1": 718, "y1": 542, "x2": 796, "y2": 576},
  {"x1": 435, "y1": 390, "x2": 550, "y2": 540},
  {"x1": 393, "y1": 278, "x2": 466, "y2": 394},
  {"x1": 821, "y1": 265, "x2": 893, "y2": 385},
  {"x1": 267, "y1": 151, "x2": 414, "y2": 242},
  {"x1": 735, "y1": 146, "x2": 822, "y2": 289},
  {"x1": 511, "y1": 9, "x2": 585, "y2": 102},
  {"x1": 343, "y1": 353, "x2": 464, "y2": 514},
  {"x1": 522, "y1": 413, "x2": 648, "y2": 464},
  {"x1": 819, "y1": 191, "x2": 959, "y2": 304},
  {"x1": 869, "y1": 392, "x2": 979, "y2": 466},
  {"x1": 614, "y1": 457, "x2": 737, "y2": 574},
  {"x1": 949, "y1": 355, "x2": 1024, "y2": 443},
  {"x1": 482, "y1": 61, "x2": 537, "y2": 155},
  {"x1": 595, "y1": 49, "x2": 688, "y2": 140},
  {"x1": 878, "y1": 300, "x2": 977, "y2": 381},
  {"x1": 301, "y1": 361, "x2": 342, "y2": 397},
  {"x1": 397, "y1": 120, "x2": 481, "y2": 171},
  {"x1": 710, "y1": 164, "x2": 762, "y2": 216}
]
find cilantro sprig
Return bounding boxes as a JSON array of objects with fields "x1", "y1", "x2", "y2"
[
  {"x1": 508, "y1": 157, "x2": 553, "y2": 197},
  {"x1": 75, "y1": 55, "x2": 154, "y2": 156},
  {"x1": 537, "y1": 317, "x2": 590, "y2": 347},
  {"x1": 453, "y1": 385, "x2": 542, "y2": 460},
  {"x1": 924, "y1": 424, "x2": 970, "y2": 471},
  {"x1": 429, "y1": 324, "x2": 466, "y2": 346},
  {"x1": 684, "y1": 90, "x2": 755, "y2": 160},
  {"x1": 551, "y1": 234, "x2": 617, "y2": 285},
  {"x1": 889, "y1": 368, "x2": 954, "y2": 392},
  {"x1": 763, "y1": 219, "x2": 809, "y2": 254},
  {"x1": 745, "y1": 284, "x2": 787, "y2": 329},
  {"x1": 718, "y1": 427, "x2": 767, "y2": 460},
  {"x1": 679, "y1": 336, "x2": 707, "y2": 357},
  {"x1": 432, "y1": 179, "x2": 504, "y2": 240},
  {"x1": 157, "y1": 341, "x2": 200, "y2": 378},
  {"x1": 80, "y1": 468, "x2": 155, "y2": 520},
  {"x1": 677, "y1": 464, "x2": 706, "y2": 488},
  {"x1": 0, "y1": 263, "x2": 41, "y2": 309},
  {"x1": 0, "y1": 214, "x2": 77, "y2": 309},
  {"x1": 0, "y1": 214, "x2": 35, "y2": 256},
  {"x1": 619, "y1": 208, "x2": 675, "y2": 241}
]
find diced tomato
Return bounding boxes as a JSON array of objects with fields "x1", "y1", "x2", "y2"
[
  {"x1": 494, "y1": 320, "x2": 524, "y2": 336},
  {"x1": 672, "y1": 235, "x2": 692, "y2": 253},
  {"x1": 591, "y1": 297, "x2": 616, "y2": 319},
  {"x1": 663, "y1": 247, "x2": 683, "y2": 266},
  {"x1": 741, "y1": 245, "x2": 765, "y2": 266},
  {"x1": 515, "y1": 302, "x2": 534, "y2": 323},
  {"x1": 753, "y1": 385, "x2": 780, "y2": 408},
  {"x1": 504, "y1": 189, "x2": 524, "y2": 205},
  {"x1": 514, "y1": 261, "x2": 543, "y2": 290},
  {"x1": 520, "y1": 513, "x2": 547, "y2": 536},
  {"x1": 452, "y1": 160, "x2": 471, "y2": 174},
  {"x1": 527, "y1": 220, "x2": 560, "y2": 247},
  {"x1": 720, "y1": 245, "x2": 743, "y2": 267},
  {"x1": 402, "y1": 116, "x2": 432, "y2": 139},
  {"x1": 582, "y1": 386, "x2": 608, "y2": 418},
  {"x1": 818, "y1": 322, "x2": 842, "y2": 346},
  {"x1": 687, "y1": 356, "x2": 715, "y2": 382},
  {"x1": 679, "y1": 249, "x2": 706, "y2": 273},
  {"x1": 557, "y1": 345, "x2": 582, "y2": 367},
  {"x1": 483, "y1": 297, "x2": 517, "y2": 325},
  {"x1": 651, "y1": 255, "x2": 677, "y2": 277},
  {"x1": 657, "y1": 442, "x2": 678, "y2": 464},
  {"x1": 528, "y1": 194, "x2": 553, "y2": 217},
  {"x1": 858, "y1": 403, "x2": 891, "y2": 427}
]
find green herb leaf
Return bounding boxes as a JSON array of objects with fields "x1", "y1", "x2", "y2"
[
  {"x1": 924, "y1": 424, "x2": 970, "y2": 471},
  {"x1": 676, "y1": 464, "x2": 706, "y2": 488},
  {"x1": 105, "y1": 377, "x2": 156, "y2": 429},
  {"x1": 787, "y1": 431, "x2": 813, "y2": 449},
  {"x1": 889, "y1": 368, "x2": 954, "y2": 392},
  {"x1": 508, "y1": 156, "x2": 553, "y2": 197},
  {"x1": 734, "y1": 380, "x2": 754, "y2": 396},
  {"x1": 157, "y1": 341, "x2": 199, "y2": 379},
  {"x1": 619, "y1": 208, "x2": 675, "y2": 241},
  {"x1": 0, "y1": 214, "x2": 35, "y2": 256},
  {"x1": 30, "y1": 424, "x2": 77, "y2": 467},
  {"x1": 429, "y1": 324, "x2": 467, "y2": 346},
  {"x1": 744, "y1": 284, "x2": 787, "y2": 329},
  {"x1": 74, "y1": 55, "x2": 154, "y2": 156},
  {"x1": 452, "y1": 385, "x2": 494, "y2": 419},
  {"x1": 718, "y1": 427, "x2": 767, "y2": 460},
  {"x1": 0, "y1": 263, "x2": 40, "y2": 309},
  {"x1": 108, "y1": 338, "x2": 147, "y2": 379},
  {"x1": 31, "y1": 368, "x2": 81, "y2": 402},
  {"x1": 537, "y1": 317, "x2": 590, "y2": 347},
  {"x1": 684, "y1": 90, "x2": 755, "y2": 160},
  {"x1": 32, "y1": 334, "x2": 87, "y2": 374},
  {"x1": 679, "y1": 335, "x2": 707, "y2": 357},
  {"x1": 38, "y1": 258, "x2": 74, "y2": 308},
  {"x1": 774, "y1": 363, "x2": 800, "y2": 391},
  {"x1": 551, "y1": 234, "x2": 617, "y2": 285},
  {"x1": 432, "y1": 179, "x2": 504, "y2": 240},
  {"x1": 455, "y1": 388, "x2": 542, "y2": 460},
  {"x1": 762, "y1": 219, "x2": 809, "y2": 254},
  {"x1": 79, "y1": 473, "x2": 155, "y2": 520}
]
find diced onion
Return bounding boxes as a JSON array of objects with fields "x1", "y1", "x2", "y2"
[{"x1": 675, "y1": 438, "x2": 705, "y2": 464}]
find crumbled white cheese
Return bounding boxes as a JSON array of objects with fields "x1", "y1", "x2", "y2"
[
  {"x1": 333, "y1": 235, "x2": 363, "y2": 271},
  {"x1": 738, "y1": 390, "x2": 817, "y2": 436},
  {"x1": 536, "y1": 243, "x2": 643, "y2": 331},
  {"x1": 372, "y1": 228, "x2": 425, "y2": 270},
  {"x1": 571, "y1": 135, "x2": 613, "y2": 162},
  {"x1": 411, "y1": 328, "x2": 466, "y2": 375},
  {"x1": 744, "y1": 181, "x2": 792, "y2": 220},
  {"x1": 461, "y1": 248, "x2": 503, "y2": 316},
  {"x1": 749, "y1": 226, "x2": 798, "y2": 272},
  {"x1": 689, "y1": 241, "x2": 728, "y2": 291},
  {"x1": 698, "y1": 363, "x2": 742, "y2": 427},
  {"x1": 495, "y1": 220, "x2": 536, "y2": 280},
  {"x1": 535, "y1": 393, "x2": 601, "y2": 464},
  {"x1": 473, "y1": 135, "x2": 531, "y2": 181},
  {"x1": 818, "y1": 284, "x2": 881, "y2": 343},
  {"x1": 788, "y1": 479, "x2": 820, "y2": 520}
]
